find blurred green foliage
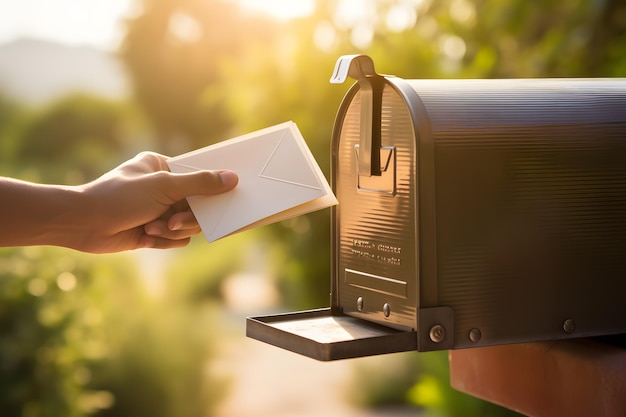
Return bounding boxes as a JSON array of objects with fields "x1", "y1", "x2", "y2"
[
  {"x1": 0, "y1": 94, "x2": 150, "y2": 184},
  {"x1": 348, "y1": 351, "x2": 521, "y2": 416},
  {"x1": 1, "y1": 0, "x2": 625, "y2": 416},
  {"x1": 0, "y1": 246, "x2": 225, "y2": 417},
  {"x1": 405, "y1": 352, "x2": 521, "y2": 417}
]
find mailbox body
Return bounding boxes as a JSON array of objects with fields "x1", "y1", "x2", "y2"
[{"x1": 247, "y1": 61, "x2": 626, "y2": 360}]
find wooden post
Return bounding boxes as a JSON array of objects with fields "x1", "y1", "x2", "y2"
[{"x1": 449, "y1": 339, "x2": 626, "y2": 417}]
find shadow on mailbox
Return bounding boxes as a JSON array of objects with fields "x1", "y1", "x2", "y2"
[{"x1": 247, "y1": 54, "x2": 626, "y2": 361}]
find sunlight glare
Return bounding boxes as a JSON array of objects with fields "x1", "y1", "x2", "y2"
[
  {"x1": 0, "y1": 0, "x2": 134, "y2": 50},
  {"x1": 237, "y1": 0, "x2": 314, "y2": 20},
  {"x1": 386, "y1": 3, "x2": 418, "y2": 32},
  {"x1": 334, "y1": 0, "x2": 376, "y2": 31},
  {"x1": 168, "y1": 11, "x2": 203, "y2": 44},
  {"x1": 351, "y1": 22, "x2": 375, "y2": 50},
  {"x1": 450, "y1": 0, "x2": 477, "y2": 26},
  {"x1": 439, "y1": 33, "x2": 467, "y2": 60},
  {"x1": 314, "y1": 21, "x2": 337, "y2": 52}
]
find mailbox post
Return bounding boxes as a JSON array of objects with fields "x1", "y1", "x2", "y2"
[{"x1": 449, "y1": 337, "x2": 626, "y2": 416}]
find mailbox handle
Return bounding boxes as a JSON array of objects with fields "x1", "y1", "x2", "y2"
[{"x1": 331, "y1": 55, "x2": 384, "y2": 177}]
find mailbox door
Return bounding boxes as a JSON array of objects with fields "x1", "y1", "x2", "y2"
[
  {"x1": 246, "y1": 58, "x2": 445, "y2": 359},
  {"x1": 247, "y1": 308, "x2": 417, "y2": 361},
  {"x1": 332, "y1": 81, "x2": 420, "y2": 332},
  {"x1": 245, "y1": 72, "x2": 423, "y2": 360}
]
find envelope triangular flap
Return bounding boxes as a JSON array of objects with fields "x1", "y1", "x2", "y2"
[{"x1": 260, "y1": 125, "x2": 323, "y2": 190}]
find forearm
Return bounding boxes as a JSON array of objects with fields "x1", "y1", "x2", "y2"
[
  {"x1": 0, "y1": 152, "x2": 238, "y2": 253},
  {"x1": 0, "y1": 177, "x2": 88, "y2": 250}
]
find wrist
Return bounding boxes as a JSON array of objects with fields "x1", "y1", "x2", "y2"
[
  {"x1": 0, "y1": 178, "x2": 90, "y2": 250},
  {"x1": 38, "y1": 184, "x2": 91, "y2": 250}
]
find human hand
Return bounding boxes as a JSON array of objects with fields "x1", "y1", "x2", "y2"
[{"x1": 78, "y1": 152, "x2": 238, "y2": 253}]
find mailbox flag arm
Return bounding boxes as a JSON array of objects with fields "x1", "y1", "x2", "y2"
[{"x1": 331, "y1": 55, "x2": 385, "y2": 177}]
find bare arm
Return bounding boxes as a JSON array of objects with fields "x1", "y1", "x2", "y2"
[{"x1": 0, "y1": 152, "x2": 238, "y2": 253}]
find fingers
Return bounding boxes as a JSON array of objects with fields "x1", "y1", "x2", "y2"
[
  {"x1": 144, "y1": 218, "x2": 201, "y2": 240},
  {"x1": 114, "y1": 151, "x2": 170, "y2": 176},
  {"x1": 138, "y1": 234, "x2": 192, "y2": 250},
  {"x1": 145, "y1": 210, "x2": 199, "y2": 233},
  {"x1": 167, "y1": 211, "x2": 199, "y2": 231},
  {"x1": 164, "y1": 169, "x2": 238, "y2": 202}
]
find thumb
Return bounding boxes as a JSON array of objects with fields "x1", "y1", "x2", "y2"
[{"x1": 164, "y1": 170, "x2": 238, "y2": 201}]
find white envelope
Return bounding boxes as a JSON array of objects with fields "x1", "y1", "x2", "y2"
[{"x1": 167, "y1": 121, "x2": 338, "y2": 242}]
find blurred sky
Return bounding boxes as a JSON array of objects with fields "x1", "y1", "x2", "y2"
[
  {"x1": 0, "y1": 0, "x2": 134, "y2": 50},
  {"x1": 0, "y1": 0, "x2": 314, "y2": 51}
]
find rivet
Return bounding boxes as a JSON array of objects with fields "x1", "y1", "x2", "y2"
[
  {"x1": 469, "y1": 328, "x2": 482, "y2": 343},
  {"x1": 563, "y1": 319, "x2": 576, "y2": 334},
  {"x1": 357, "y1": 297, "x2": 364, "y2": 311},
  {"x1": 429, "y1": 324, "x2": 446, "y2": 343},
  {"x1": 383, "y1": 303, "x2": 391, "y2": 317}
]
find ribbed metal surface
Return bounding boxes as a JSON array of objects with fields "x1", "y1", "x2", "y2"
[
  {"x1": 407, "y1": 78, "x2": 626, "y2": 348},
  {"x1": 335, "y1": 84, "x2": 418, "y2": 330}
]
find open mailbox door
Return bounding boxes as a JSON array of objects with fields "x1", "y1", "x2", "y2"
[
  {"x1": 247, "y1": 309, "x2": 417, "y2": 361},
  {"x1": 247, "y1": 55, "x2": 424, "y2": 361}
]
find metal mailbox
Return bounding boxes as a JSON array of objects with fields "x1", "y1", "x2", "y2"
[{"x1": 247, "y1": 54, "x2": 626, "y2": 361}]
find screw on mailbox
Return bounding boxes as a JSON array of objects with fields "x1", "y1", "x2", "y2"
[
  {"x1": 563, "y1": 319, "x2": 576, "y2": 334},
  {"x1": 469, "y1": 328, "x2": 482, "y2": 343},
  {"x1": 383, "y1": 303, "x2": 391, "y2": 317},
  {"x1": 429, "y1": 325, "x2": 446, "y2": 343}
]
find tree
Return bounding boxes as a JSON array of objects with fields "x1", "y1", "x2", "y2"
[
  {"x1": 120, "y1": 0, "x2": 276, "y2": 154},
  {"x1": 15, "y1": 94, "x2": 146, "y2": 184}
]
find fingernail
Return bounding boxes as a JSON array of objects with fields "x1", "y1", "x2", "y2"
[
  {"x1": 219, "y1": 170, "x2": 238, "y2": 188},
  {"x1": 169, "y1": 220, "x2": 182, "y2": 231}
]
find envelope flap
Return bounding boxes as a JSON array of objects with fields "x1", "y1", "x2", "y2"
[{"x1": 260, "y1": 128, "x2": 322, "y2": 190}]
